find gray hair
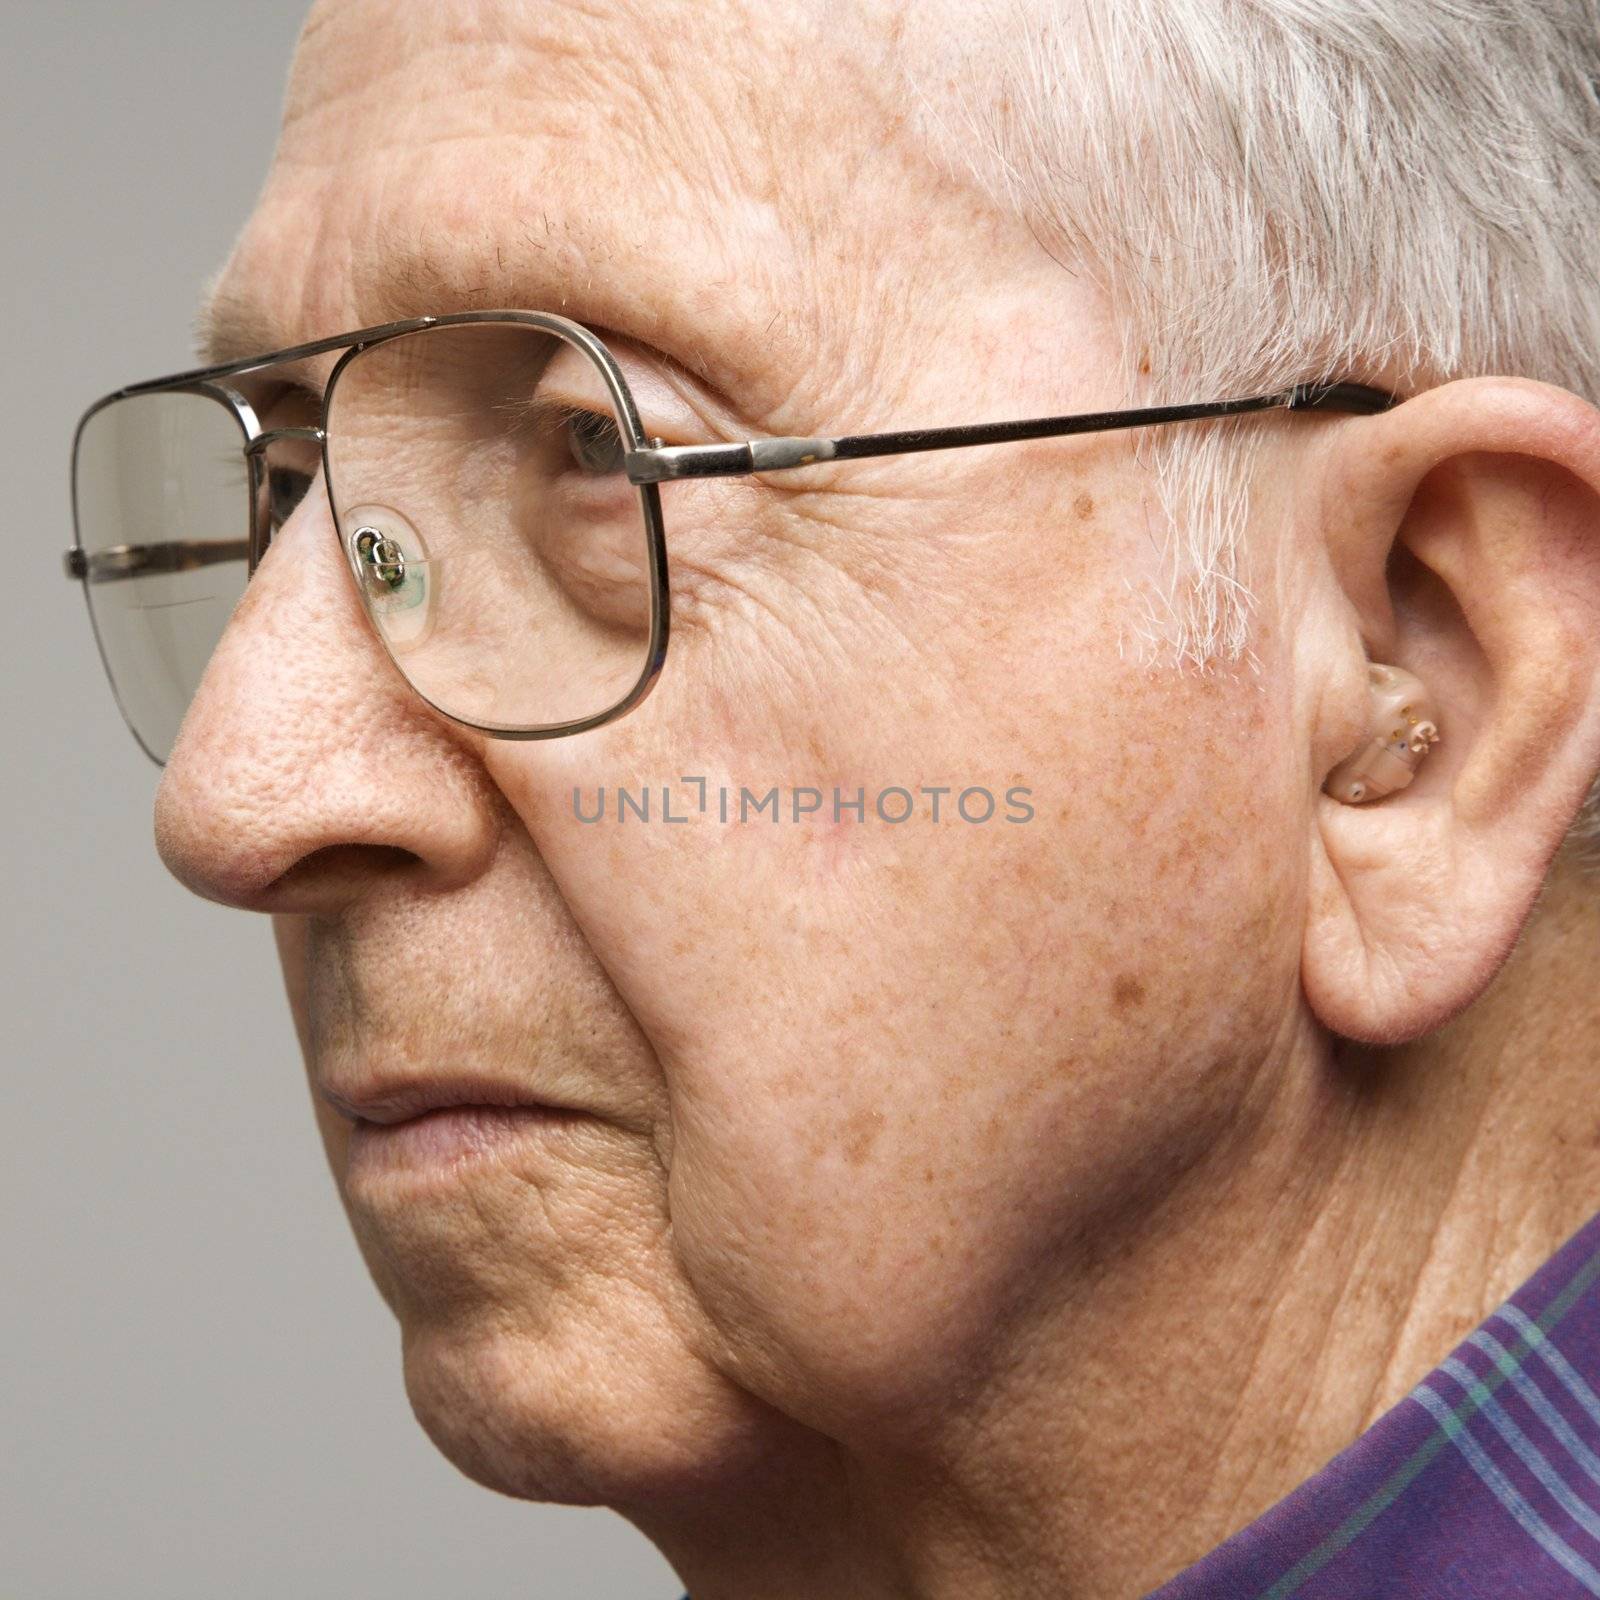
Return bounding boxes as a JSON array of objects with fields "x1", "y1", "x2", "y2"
[{"x1": 956, "y1": 0, "x2": 1600, "y2": 868}]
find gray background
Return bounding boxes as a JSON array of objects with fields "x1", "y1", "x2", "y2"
[{"x1": 3, "y1": 5, "x2": 679, "y2": 1596}]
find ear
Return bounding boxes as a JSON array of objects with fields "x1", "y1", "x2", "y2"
[{"x1": 1299, "y1": 376, "x2": 1600, "y2": 1045}]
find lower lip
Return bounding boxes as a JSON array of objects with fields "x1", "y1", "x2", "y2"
[{"x1": 344, "y1": 1104, "x2": 585, "y2": 1180}]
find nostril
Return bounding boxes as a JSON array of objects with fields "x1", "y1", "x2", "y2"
[{"x1": 272, "y1": 843, "x2": 423, "y2": 900}]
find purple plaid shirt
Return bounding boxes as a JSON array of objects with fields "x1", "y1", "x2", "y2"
[
  {"x1": 678, "y1": 1209, "x2": 1600, "y2": 1598},
  {"x1": 1146, "y1": 1207, "x2": 1600, "y2": 1598}
]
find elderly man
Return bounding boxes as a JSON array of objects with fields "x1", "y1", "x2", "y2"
[{"x1": 64, "y1": 0, "x2": 1600, "y2": 1595}]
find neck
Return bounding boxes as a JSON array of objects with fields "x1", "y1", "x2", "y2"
[{"x1": 639, "y1": 851, "x2": 1600, "y2": 1600}]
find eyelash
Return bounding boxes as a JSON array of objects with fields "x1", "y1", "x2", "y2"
[{"x1": 516, "y1": 396, "x2": 628, "y2": 476}]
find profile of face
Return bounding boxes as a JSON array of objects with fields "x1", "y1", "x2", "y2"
[{"x1": 149, "y1": 0, "x2": 1600, "y2": 1592}]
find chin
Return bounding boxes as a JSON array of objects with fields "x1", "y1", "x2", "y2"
[{"x1": 396, "y1": 1309, "x2": 802, "y2": 1511}]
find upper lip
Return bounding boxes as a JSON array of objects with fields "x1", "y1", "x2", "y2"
[{"x1": 319, "y1": 1074, "x2": 578, "y2": 1126}]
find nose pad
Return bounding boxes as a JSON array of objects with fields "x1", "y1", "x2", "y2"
[{"x1": 345, "y1": 504, "x2": 434, "y2": 650}]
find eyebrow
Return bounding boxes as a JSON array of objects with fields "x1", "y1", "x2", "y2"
[
  {"x1": 192, "y1": 285, "x2": 336, "y2": 392},
  {"x1": 193, "y1": 291, "x2": 731, "y2": 454},
  {"x1": 194, "y1": 216, "x2": 743, "y2": 405},
  {"x1": 193, "y1": 283, "x2": 277, "y2": 370}
]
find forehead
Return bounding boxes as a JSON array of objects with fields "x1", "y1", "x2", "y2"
[{"x1": 209, "y1": 0, "x2": 1040, "y2": 414}]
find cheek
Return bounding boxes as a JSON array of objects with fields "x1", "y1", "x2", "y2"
[
  {"x1": 669, "y1": 704, "x2": 1298, "y2": 1436},
  {"x1": 500, "y1": 482, "x2": 1306, "y2": 1438}
]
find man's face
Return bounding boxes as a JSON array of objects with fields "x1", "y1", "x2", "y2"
[{"x1": 156, "y1": 0, "x2": 1309, "y2": 1508}]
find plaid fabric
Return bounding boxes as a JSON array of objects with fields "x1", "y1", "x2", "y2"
[
  {"x1": 1152, "y1": 1209, "x2": 1600, "y2": 1598},
  {"x1": 674, "y1": 1211, "x2": 1600, "y2": 1599}
]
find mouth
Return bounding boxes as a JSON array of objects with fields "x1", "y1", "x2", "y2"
[
  {"x1": 321, "y1": 1077, "x2": 595, "y2": 1184},
  {"x1": 319, "y1": 1075, "x2": 583, "y2": 1126}
]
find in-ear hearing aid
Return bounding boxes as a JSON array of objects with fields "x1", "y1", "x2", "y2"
[{"x1": 1323, "y1": 663, "x2": 1440, "y2": 804}]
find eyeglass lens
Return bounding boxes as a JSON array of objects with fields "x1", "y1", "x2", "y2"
[
  {"x1": 72, "y1": 388, "x2": 254, "y2": 763},
  {"x1": 71, "y1": 319, "x2": 660, "y2": 761},
  {"x1": 324, "y1": 320, "x2": 657, "y2": 735}
]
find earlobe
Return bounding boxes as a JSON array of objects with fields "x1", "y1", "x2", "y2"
[{"x1": 1299, "y1": 376, "x2": 1600, "y2": 1047}]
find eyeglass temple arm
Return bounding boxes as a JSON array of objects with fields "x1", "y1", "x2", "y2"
[
  {"x1": 63, "y1": 539, "x2": 252, "y2": 583},
  {"x1": 623, "y1": 381, "x2": 1399, "y2": 486}
]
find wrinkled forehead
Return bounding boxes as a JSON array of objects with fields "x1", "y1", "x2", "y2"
[{"x1": 208, "y1": 0, "x2": 1040, "y2": 416}]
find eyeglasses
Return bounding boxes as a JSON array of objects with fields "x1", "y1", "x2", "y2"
[{"x1": 65, "y1": 308, "x2": 1400, "y2": 765}]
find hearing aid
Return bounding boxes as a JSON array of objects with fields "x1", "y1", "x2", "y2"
[{"x1": 1323, "y1": 663, "x2": 1440, "y2": 804}]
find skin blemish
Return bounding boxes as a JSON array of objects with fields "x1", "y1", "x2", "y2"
[
  {"x1": 842, "y1": 1108, "x2": 887, "y2": 1166},
  {"x1": 1073, "y1": 490, "x2": 1096, "y2": 520},
  {"x1": 1112, "y1": 973, "x2": 1147, "y2": 1011}
]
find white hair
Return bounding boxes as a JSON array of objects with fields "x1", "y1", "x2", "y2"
[{"x1": 953, "y1": 0, "x2": 1600, "y2": 868}]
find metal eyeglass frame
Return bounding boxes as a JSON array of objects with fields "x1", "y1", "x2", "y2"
[{"x1": 66, "y1": 307, "x2": 1402, "y2": 755}]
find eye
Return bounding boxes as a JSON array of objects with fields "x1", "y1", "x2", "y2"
[
  {"x1": 268, "y1": 465, "x2": 314, "y2": 531},
  {"x1": 564, "y1": 409, "x2": 626, "y2": 476}
]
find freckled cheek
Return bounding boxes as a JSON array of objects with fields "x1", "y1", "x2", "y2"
[
  {"x1": 545, "y1": 640, "x2": 1300, "y2": 1410},
  {"x1": 1049, "y1": 677, "x2": 1305, "y2": 1053}
]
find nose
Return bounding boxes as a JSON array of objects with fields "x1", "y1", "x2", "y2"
[{"x1": 154, "y1": 486, "x2": 501, "y2": 914}]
